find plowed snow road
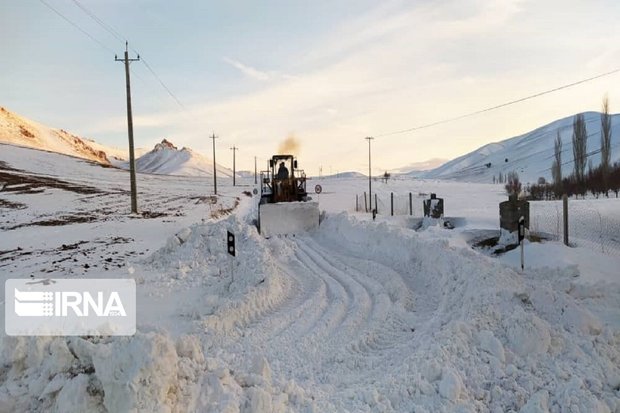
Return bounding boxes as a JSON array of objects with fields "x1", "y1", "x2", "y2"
[{"x1": 208, "y1": 227, "x2": 442, "y2": 410}]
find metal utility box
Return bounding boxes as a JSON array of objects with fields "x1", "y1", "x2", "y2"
[
  {"x1": 499, "y1": 195, "x2": 529, "y2": 232},
  {"x1": 423, "y1": 193, "x2": 444, "y2": 218}
]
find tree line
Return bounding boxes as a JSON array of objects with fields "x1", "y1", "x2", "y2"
[{"x1": 525, "y1": 96, "x2": 620, "y2": 200}]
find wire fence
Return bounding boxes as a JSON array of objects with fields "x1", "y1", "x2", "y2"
[
  {"x1": 530, "y1": 199, "x2": 620, "y2": 256},
  {"x1": 529, "y1": 202, "x2": 563, "y2": 241},
  {"x1": 354, "y1": 192, "x2": 620, "y2": 257},
  {"x1": 354, "y1": 192, "x2": 427, "y2": 216}
]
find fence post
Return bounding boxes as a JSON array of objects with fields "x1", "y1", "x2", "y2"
[
  {"x1": 391, "y1": 192, "x2": 394, "y2": 216},
  {"x1": 409, "y1": 192, "x2": 412, "y2": 215},
  {"x1": 562, "y1": 194, "x2": 569, "y2": 246},
  {"x1": 364, "y1": 192, "x2": 368, "y2": 213},
  {"x1": 355, "y1": 194, "x2": 359, "y2": 212},
  {"x1": 375, "y1": 194, "x2": 378, "y2": 214}
]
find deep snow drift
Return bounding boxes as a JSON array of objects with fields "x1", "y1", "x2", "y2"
[{"x1": 1, "y1": 145, "x2": 619, "y2": 412}]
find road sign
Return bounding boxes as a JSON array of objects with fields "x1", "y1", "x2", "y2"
[{"x1": 315, "y1": 184, "x2": 322, "y2": 194}]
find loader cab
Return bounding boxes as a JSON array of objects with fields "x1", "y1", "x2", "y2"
[
  {"x1": 270, "y1": 155, "x2": 297, "y2": 180},
  {"x1": 260, "y1": 155, "x2": 307, "y2": 204}
]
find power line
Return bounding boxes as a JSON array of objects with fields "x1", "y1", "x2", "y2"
[
  {"x1": 70, "y1": 0, "x2": 125, "y2": 43},
  {"x1": 538, "y1": 141, "x2": 620, "y2": 174},
  {"x1": 38, "y1": 0, "x2": 115, "y2": 54},
  {"x1": 430, "y1": 115, "x2": 616, "y2": 180},
  {"x1": 140, "y1": 58, "x2": 188, "y2": 111},
  {"x1": 67, "y1": 0, "x2": 188, "y2": 112},
  {"x1": 40, "y1": 0, "x2": 180, "y2": 113},
  {"x1": 376, "y1": 67, "x2": 620, "y2": 137}
]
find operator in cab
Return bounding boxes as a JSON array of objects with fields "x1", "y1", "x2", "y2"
[{"x1": 276, "y1": 161, "x2": 289, "y2": 180}]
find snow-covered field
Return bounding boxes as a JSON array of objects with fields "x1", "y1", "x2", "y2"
[{"x1": 1, "y1": 145, "x2": 619, "y2": 412}]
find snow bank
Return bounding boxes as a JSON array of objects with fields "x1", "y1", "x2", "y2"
[
  {"x1": 0, "y1": 202, "x2": 317, "y2": 412},
  {"x1": 313, "y1": 213, "x2": 620, "y2": 412},
  {"x1": 0, "y1": 332, "x2": 315, "y2": 412},
  {"x1": 143, "y1": 209, "x2": 293, "y2": 337}
]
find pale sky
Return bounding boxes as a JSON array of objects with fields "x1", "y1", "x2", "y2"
[{"x1": 2, "y1": 0, "x2": 620, "y2": 174}]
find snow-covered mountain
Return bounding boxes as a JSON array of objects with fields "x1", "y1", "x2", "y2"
[
  {"x1": 0, "y1": 106, "x2": 113, "y2": 164},
  {"x1": 392, "y1": 158, "x2": 448, "y2": 175},
  {"x1": 0, "y1": 106, "x2": 232, "y2": 178},
  {"x1": 236, "y1": 171, "x2": 256, "y2": 179},
  {"x1": 83, "y1": 138, "x2": 148, "y2": 164},
  {"x1": 128, "y1": 139, "x2": 236, "y2": 177},
  {"x1": 320, "y1": 171, "x2": 366, "y2": 179},
  {"x1": 423, "y1": 112, "x2": 620, "y2": 184}
]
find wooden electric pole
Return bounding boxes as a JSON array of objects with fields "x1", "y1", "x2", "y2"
[
  {"x1": 115, "y1": 42, "x2": 140, "y2": 214},
  {"x1": 230, "y1": 146, "x2": 238, "y2": 186},
  {"x1": 365, "y1": 136, "x2": 374, "y2": 212},
  {"x1": 211, "y1": 133, "x2": 218, "y2": 195}
]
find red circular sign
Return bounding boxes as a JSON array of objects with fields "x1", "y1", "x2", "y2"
[{"x1": 314, "y1": 184, "x2": 322, "y2": 194}]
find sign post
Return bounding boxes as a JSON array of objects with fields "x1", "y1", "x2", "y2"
[
  {"x1": 518, "y1": 216, "x2": 525, "y2": 271},
  {"x1": 227, "y1": 231, "x2": 235, "y2": 288},
  {"x1": 315, "y1": 184, "x2": 322, "y2": 204},
  {"x1": 227, "y1": 231, "x2": 235, "y2": 256}
]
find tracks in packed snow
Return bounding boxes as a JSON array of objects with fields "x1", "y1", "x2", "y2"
[{"x1": 220, "y1": 232, "x2": 432, "y2": 388}]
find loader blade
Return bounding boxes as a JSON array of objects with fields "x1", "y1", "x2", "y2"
[{"x1": 259, "y1": 201, "x2": 320, "y2": 237}]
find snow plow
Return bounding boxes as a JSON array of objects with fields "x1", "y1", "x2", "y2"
[{"x1": 258, "y1": 155, "x2": 319, "y2": 237}]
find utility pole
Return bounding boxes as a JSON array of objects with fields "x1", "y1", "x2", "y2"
[
  {"x1": 365, "y1": 137, "x2": 374, "y2": 212},
  {"x1": 211, "y1": 133, "x2": 218, "y2": 195},
  {"x1": 115, "y1": 42, "x2": 140, "y2": 214},
  {"x1": 230, "y1": 146, "x2": 238, "y2": 186},
  {"x1": 254, "y1": 156, "x2": 257, "y2": 185}
]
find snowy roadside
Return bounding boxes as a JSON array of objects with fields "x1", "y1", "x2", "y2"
[
  {"x1": 1, "y1": 146, "x2": 316, "y2": 412},
  {"x1": 1, "y1": 145, "x2": 619, "y2": 412}
]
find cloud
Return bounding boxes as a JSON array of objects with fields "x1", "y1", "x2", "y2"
[
  {"x1": 124, "y1": 0, "x2": 616, "y2": 173},
  {"x1": 222, "y1": 57, "x2": 273, "y2": 81}
]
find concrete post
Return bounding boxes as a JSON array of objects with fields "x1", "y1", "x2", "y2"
[{"x1": 563, "y1": 194, "x2": 569, "y2": 246}]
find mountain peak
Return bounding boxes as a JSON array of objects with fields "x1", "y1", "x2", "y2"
[{"x1": 154, "y1": 138, "x2": 178, "y2": 151}]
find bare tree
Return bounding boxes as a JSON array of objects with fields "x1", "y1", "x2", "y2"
[
  {"x1": 572, "y1": 113, "x2": 588, "y2": 190},
  {"x1": 601, "y1": 95, "x2": 612, "y2": 193},
  {"x1": 552, "y1": 131, "x2": 562, "y2": 184},
  {"x1": 505, "y1": 171, "x2": 522, "y2": 196}
]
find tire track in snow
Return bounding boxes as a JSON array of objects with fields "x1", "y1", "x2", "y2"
[
  {"x1": 292, "y1": 240, "x2": 356, "y2": 337},
  {"x1": 216, "y1": 229, "x2": 440, "y2": 396},
  {"x1": 313, "y1": 231, "x2": 440, "y2": 325},
  {"x1": 243, "y1": 257, "x2": 329, "y2": 342},
  {"x1": 299, "y1": 237, "x2": 414, "y2": 357},
  {"x1": 292, "y1": 236, "x2": 419, "y2": 373},
  {"x1": 201, "y1": 269, "x2": 296, "y2": 339}
]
